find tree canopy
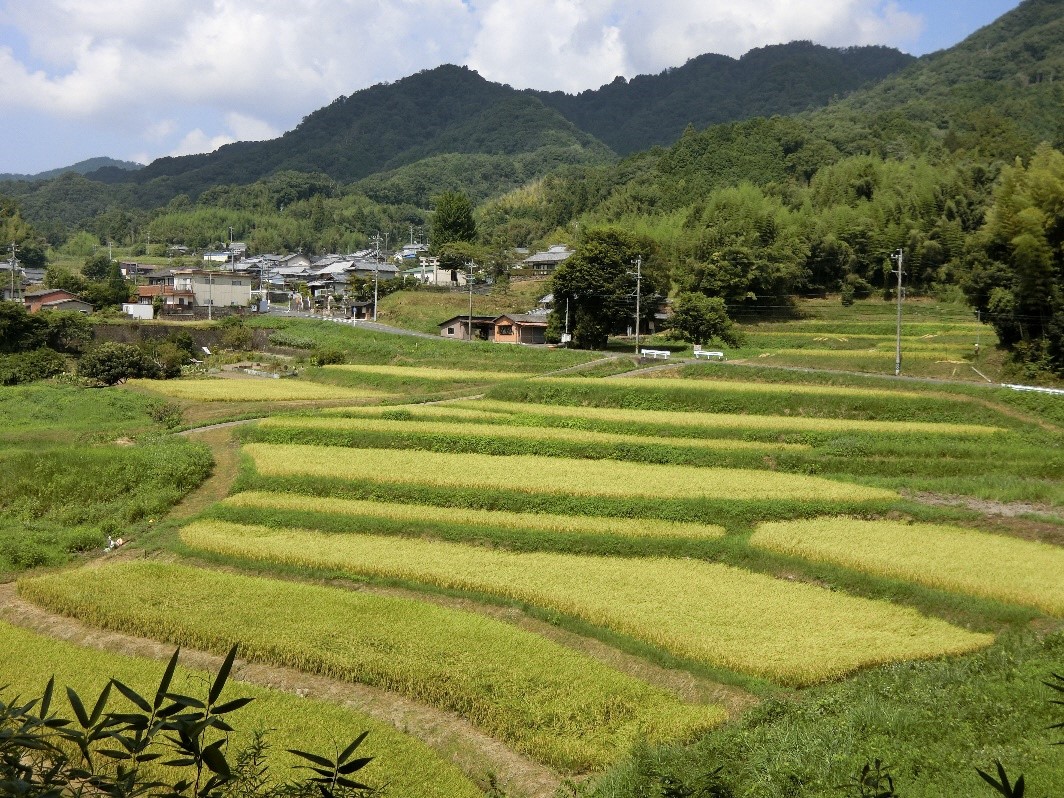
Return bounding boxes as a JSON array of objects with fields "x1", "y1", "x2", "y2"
[
  {"x1": 430, "y1": 191, "x2": 477, "y2": 249},
  {"x1": 549, "y1": 228, "x2": 667, "y2": 349}
]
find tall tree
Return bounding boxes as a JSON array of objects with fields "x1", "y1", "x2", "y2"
[
  {"x1": 430, "y1": 191, "x2": 476, "y2": 250},
  {"x1": 549, "y1": 228, "x2": 666, "y2": 349},
  {"x1": 965, "y1": 144, "x2": 1064, "y2": 373}
]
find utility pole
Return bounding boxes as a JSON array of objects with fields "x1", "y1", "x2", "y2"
[
  {"x1": 564, "y1": 297, "x2": 570, "y2": 345},
  {"x1": 467, "y1": 261, "x2": 475, "y2": 340},
  {"x1": 207, "y1": 270, "x2": 213, "y2": 321},
  {"x1": 229, "y1": 226, "x2": 235, "y2": 273},
  {"x1": 631, "y1": 257, "x2": 642, "y2": 355},
  {"x1": 371, "y1": 232, "x2": 381, "y2": 322},
  {"x1": 8, "y1": 242, "x2": 17, "y2": 301},
  {"x1": 890, "y1": 248, "x2": 904, "y2": 377}
]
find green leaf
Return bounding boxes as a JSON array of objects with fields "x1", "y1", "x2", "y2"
[
  {"x1": 337, "y1": 757, "x2": 373, "y2": 774},
  {"x1": 337, "y1": 731, "x2": 369, "y2": 764},
  {"x1": 66, "y1": 687, "x2": 90, "y2": 728},
  {"x1": 154, "y1": 648, "x2": 180, "y2": 711},
  {"x1": 211, "y1": 696, "x2": 253, "y2": 715},
  {"x1": 40, "y1": 677, "x2": 54, "y2": 717},
  {"x1": 112, "y1": 679, "x2": 152, "y2": 713},
  {"x1": 209, "y1": 645, "x2": 239, "y2": 706},
  {"x1": 287, "y1": 749, "x2": 335, "y2": 768},
  {"x1": 88, "y1": 681, "x2": 113, "y2": 725},
  {"x1": 201, "y1": 740, "x2": 232, "y2": 777}
]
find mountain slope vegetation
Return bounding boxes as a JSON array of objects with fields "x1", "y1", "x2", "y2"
[{"x1": 532, "y1": 42, "x2": 915, "y2": 155}]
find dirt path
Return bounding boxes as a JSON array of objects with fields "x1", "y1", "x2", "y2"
[
  {"x1": 169, "y1": 426, "x2": 248, "y2": 519},
  {"x1": 0, "y1": 582, "x2": 560, "y2": 798}
]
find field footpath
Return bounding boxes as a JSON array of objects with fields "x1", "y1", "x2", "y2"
[{"x1": 0, "y1": 582, "x2": 562, "y2": 797}]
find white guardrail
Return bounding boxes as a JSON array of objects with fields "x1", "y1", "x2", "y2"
[{"x1": 1002, "y1": 383, "x2": 1064, "y2": 396}]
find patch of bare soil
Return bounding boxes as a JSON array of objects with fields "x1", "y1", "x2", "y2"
[
  {"x1": 906, "y1": 492, "x2": 1064, "y2": 546},
  {"x1": 0, "y1": 583, "x2": 560, "y2": 798}
]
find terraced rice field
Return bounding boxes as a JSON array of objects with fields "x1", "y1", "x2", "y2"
[
  {"x1": 178, "y1": 520, "x2": 992, "y2": 687},
  {"x1": 751, "y1": 518, "x2": 1064, "y2": 615},
  {"x1": 254, "y1": 415, "x2": 811, "y2": 452},
  {"x1": 318, "y1": 364, "x2": 529, "y2": 382},
  {"x1": 0, "y1": 619, "x2": 480, "y2": 797},
  {"x1": 20, "y1": 561, "x2": 722, "y2": 771},
  {"x1": 221, "y1": 491, "x2": 727, "y2": 540},
  {"x1": 242, "y1": 443, "x2": 897, "y2": 503},
  {"x1": 126, "y1": 378, "x2": 386, "y2": 402},
  {"x1": 443, "y1": 399, "x2": 1004, "y2": 437}
]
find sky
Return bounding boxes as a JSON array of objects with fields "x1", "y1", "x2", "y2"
[{"x1": 0, "y1": 0, "x2": 1024, "y2": 175}]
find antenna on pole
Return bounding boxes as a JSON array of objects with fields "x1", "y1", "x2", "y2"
[{"x1": 890, "y1": 248, "x2": 904, "y2": 377}]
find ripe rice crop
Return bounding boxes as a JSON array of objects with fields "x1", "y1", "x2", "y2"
[
  {"x1": 750, "y1": 518, "x2": 1064, "y2": 616},
  {"x1": 179, "y1": 520, "x2": 992, "y2": 687},
  {"x1": 319, "y1": 364, "x2": 529, "y2": 381},
  {"x1": 320, "y1": 404, "x2": 511, "y2": 421},
  {"x1": 19, "y1": 562, "x2": 723, "y2": 771},
  {"x1": 456, "y1": 400, "x2": 1003, "y2": 437},
  {"x1": 255, "y1": 415, "x2": 810, "y2": 452},
  {"x1": 242, "y1": 443, "x2": 896, "y2": 502},
  {"x1": 222, "y1": 491, "x2": 727, "y2": 539},
  {"x1": 0, "y1": 620, "x2": 479, "y2": 797},
  {"x1": 535, "y1": 376, "x2": 928, "y2": 401},
  {"x1": 126, "y1": 378, "x2": 386, "y2": 402}
]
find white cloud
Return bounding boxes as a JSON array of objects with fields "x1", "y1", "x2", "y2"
[
  {"x1": 0, "y1": 0, "x2": 927, "y2": 167},
  {"x1": 467, "y1": 0, "x2": 924, "y2": 91}
]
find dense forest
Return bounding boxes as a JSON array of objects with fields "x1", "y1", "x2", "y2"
[{"x1": 1, "y1": 0, "x2": 1062, "y2": 373}]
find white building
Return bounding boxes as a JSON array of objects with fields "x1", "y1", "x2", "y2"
[{"x1": 173, "y1": 269, "x2": 252, "y2": 308}]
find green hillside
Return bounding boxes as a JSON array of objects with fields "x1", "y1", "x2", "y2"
[{"x1": 533, "y1": 42, "x2": 914, "y2": 155}]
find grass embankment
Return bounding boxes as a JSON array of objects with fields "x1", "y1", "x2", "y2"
[
  {"x1": 0, "y1": 620, "x2": 479, "y2": 798},
  {"x1": 0, "y1": 385, "x2": 212, "y2": 574},
  {"x1": 244, "y1": 315, "x2": 596, "y2": 372},
  {"x1": 590, "y1": 631, "x2": 1064, "y2": 798},
  {"x1": 751, "y1": 518, "x2": 1064, "y2": 615},
  {"x1": 375, "y1": 279, "x2": 550, "y2": 335},
  {"x1": 19, "y1": 561, "x2": 724, "y2": 772},
  {"x1": 178, "y1": 520, "x2": 992, "y2": 687}
]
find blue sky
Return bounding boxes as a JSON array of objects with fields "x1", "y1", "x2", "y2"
[{"x1": 0, "y1": 0, "x2": 1024, "y2": 175}]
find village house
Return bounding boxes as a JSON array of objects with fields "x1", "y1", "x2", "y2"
[
  {"x1": 173, "y1": 269, "x2": 253, "y2": 309},
  {"x1": 24, "y1": 288, "x2": 93, "y2": 314},
  {"x1": 493, "y1": 313, "x2": 548, "y2": 344},
  {"x1": 438, "y1": 314, "x2": 497, "y2": 341},
  {"x1": 521, "y1": 245, "x2": 573, "y2": 276}
]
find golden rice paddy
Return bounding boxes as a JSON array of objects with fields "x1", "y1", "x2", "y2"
[
  {"x1": 222, "y1": 491, "x2": 727, "y2": 539},
  {"x1": 751, "y1": 517, "x2": 1064, "y2": 616},
  {"x1": 179, "y1": 520, "x2": 993, "y2": 687},
  {"x1": 126, "y1": 378, "x2": 386, "y2": 402},
  {"x1": 242, "y1": 443, "x2": 897, "y2": 502}
]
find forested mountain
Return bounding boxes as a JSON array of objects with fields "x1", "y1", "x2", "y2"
[
  {"x1": 88, "y1": 65, "x2": 612, "y2": 205},
  {"x1": 531, "y1": 42, "x2": 915, "y2": 155},
  {"x1": 0, "y1": 157, "x2": 142, "y2": 183}
]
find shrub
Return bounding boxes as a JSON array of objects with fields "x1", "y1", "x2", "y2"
[
  {"x1": 311, "y1": 347, "x2": 347, "y2": 366},
  {"x1": 0, "y1": 348, "x2": 67, "y2": 385},
  {"x1": 78, "y1": 342, "x2": 160, "y2": 385}
]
